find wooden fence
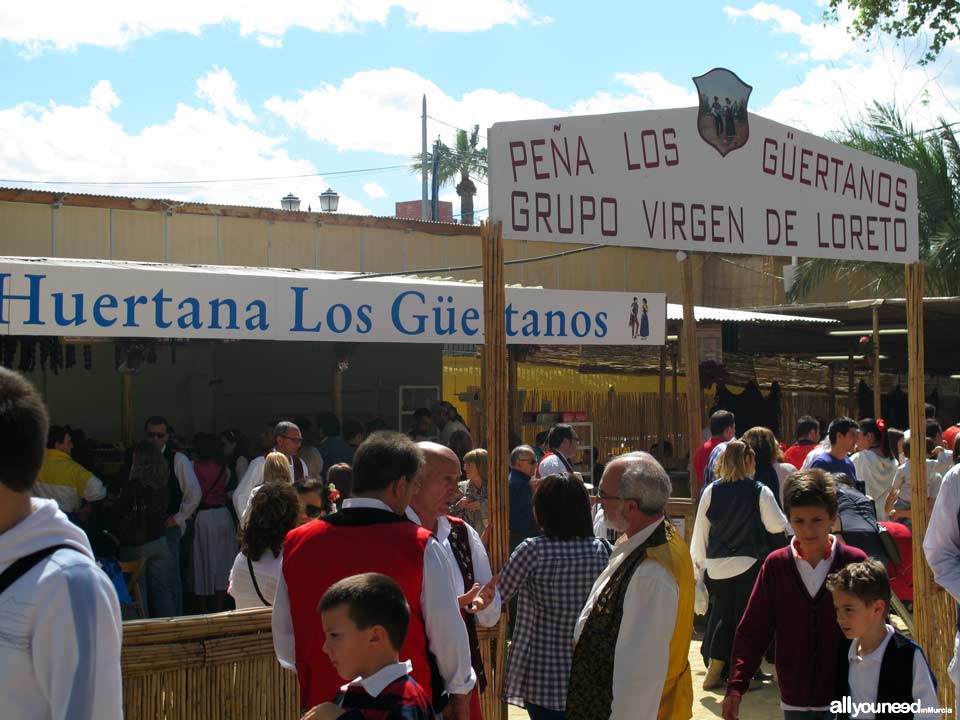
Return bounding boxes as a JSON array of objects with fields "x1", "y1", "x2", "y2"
[{"x1": 122, "y1": 609, "x2": 299, "y2": 720}]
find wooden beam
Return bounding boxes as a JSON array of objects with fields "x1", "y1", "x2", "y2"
[
  {"x1": 680, "y1": 253, "x2": 703, "y2": 498},
  {"x1": 333, "y1": 364, "x2": 344, "y2": 424},
  {"x1": 906, "y1": 261, "x2": 956, "y2": 710},
  {"x1": 671, "y1": 343, "x2": 679, "y2": 454},
  {"x1": 480, "y1": 219, "x2": 508, "y2": 720},
  {"x1": 872, "y1": 303, "x2": 882, "y2": 418}
]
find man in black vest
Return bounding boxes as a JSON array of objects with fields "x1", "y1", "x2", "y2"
[
  {"x1": 144, "y1": 415, "x2": 200, "y2": 615},
  {"x1": 406, "y1": 441, "x2": 498, "y2": 720}
]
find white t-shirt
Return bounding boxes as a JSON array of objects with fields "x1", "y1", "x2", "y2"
[{"x1": 228, "y1": 551, "x2": 282, "y2": 608}]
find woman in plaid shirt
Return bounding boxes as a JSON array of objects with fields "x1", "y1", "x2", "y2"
[{"x1": 497, "y1": 473, "x2": 612, "y2": 720}]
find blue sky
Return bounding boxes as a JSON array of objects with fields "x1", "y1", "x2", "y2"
[{"x1": 2, "y1": 1, "x2": 958, "y2": 219}]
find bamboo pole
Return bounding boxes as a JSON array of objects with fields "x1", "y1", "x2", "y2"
[
  {"x1": 333, "y1": 363, "x2": 343, "y2": 424},
  {"x1": 480, "y1": 219, "x2": 508, "y2": 720},
  {"x1": 508, "y1": 347, "x2": 519, "y2": 441},
  {"x1": 670, "y1": 343, "x2": 679, "y2": 454},
  {"x1": 121, "y1": 371, "x2": 134, "y2": 447},
  {"x1": 872, "y1": 303, "x2": 882, "y2": 418},
  {"x1": 906, "y1": 262, "x2": 956, "y2": 710},
  {"x1": 657, "y1": 345, "x2": 667, "y2": 461},
  {"x1": 847, "y1": 349, "x2": 856, "y2": 418},
  {"x1": 680, "y1": 253, "x2": 703, "y2": 498}
]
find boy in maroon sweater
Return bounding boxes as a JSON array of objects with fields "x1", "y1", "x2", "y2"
[
  {"x1": 722, "y1": 469, "x2": 867, "y2": 720},
  {"x1": 302, "y1": 573, "x2": 435, "y2": 720}
]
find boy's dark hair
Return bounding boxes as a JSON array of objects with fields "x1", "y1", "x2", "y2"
[
  {"x1": 412, "y1": 407, "x2": 431, "y2": 421},
  {"x1": 343, "y1": 419, "x2": 365, "y2": 441},
  {"x1": 47, "y1": 424, "x2": 72, "y2": 449},
  {"x1": 193, "y1": 432, "x2": 223, "y2": 463},
  {"x1": 319, "y1": 573, "x2": 410, "y2": 651},
  {"x1": 826, "y1": 558, "x2": 891, "y2": 612},
  {"x1": 925, "y1": 403, "x2": 937, "y2": 419},
  {"x1": 709, "y1": 410, "x2": 735, "y2": 437},
  {"x1": 316, "y1": 412, "x2": 341, "y2": 438},
  {"x1": 926, "y1": 419, "x2": 942, "y2": 439},
  {"x1": 827, "y1": 417, "x2": 859, "y2": 444},
  {"x1": 143, "y1": 415, "x2": 169, "y2": 431},
  {"x1": 0, "y1": 368, "x2": 49, "y2": 492},
  {"x1": 796, "y1": 415, "x2": 819, "y2": 439},
  {"x1": 352, "y1": 432, "x2": 423, "y2": 494},
  {"x1": 783, "y1": 468, "x2": 838, "y2": 518},
  {"x1": 547, "y1": 424, "x2": 574, "y2": 450},
  {"x1": 533, "y1": 473, "x2": 594, "y2": 540}
]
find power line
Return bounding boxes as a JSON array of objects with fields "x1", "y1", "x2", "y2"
[
  {"x1": 0, "y1": 163, "x2": 415, "y2": 188},
  {"x1": 427, "y1": 115, "x2": 488, "y2": 142},
  {"x1": 346, "y1": 243, "x2": 605, "y2": 280}
]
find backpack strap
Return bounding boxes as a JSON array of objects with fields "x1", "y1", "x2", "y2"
[
  {"x1": 0, "y1": 544, "x2": 78, "y2": 596},
  {"x1": 246, "y1": 554, "x2": 271, "y2": 607}
]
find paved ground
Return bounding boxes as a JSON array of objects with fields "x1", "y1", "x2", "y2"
[{"x1": 505, "y1": 631, "x2": 783, "y2": 720}]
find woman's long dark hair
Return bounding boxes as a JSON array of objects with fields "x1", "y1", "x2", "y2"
[
  {"x1": 240, "y1": 482, "x2": 300, "y2": 561},
  {"x1": 860, "y1": 418, "x2": 896, "y2": 459},
  {"x1": 533, "y1": 473, "x2": 594, "y2": 540}
]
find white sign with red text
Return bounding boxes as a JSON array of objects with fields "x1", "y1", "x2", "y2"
[{"x1": 488, "y1": 109, "x2": 919, "y2": 263}]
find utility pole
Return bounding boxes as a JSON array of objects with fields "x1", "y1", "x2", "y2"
[{"x1": 421, "y1": 95, "x2": 429, "y2": 221}]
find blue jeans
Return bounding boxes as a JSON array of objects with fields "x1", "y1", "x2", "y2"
[
  {"x1": 527, "y1": 704, "x2": 565, "y2": 720},
  {"x1": 165, "y1": 525, "x2": 184, "y2": 615},
  {"x1": 122, "y1": 536, "x2": 179, "y2": 618}
]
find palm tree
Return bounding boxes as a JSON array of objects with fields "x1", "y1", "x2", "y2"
[
  {"x1": 412, "y1": 125, "x2": 488, "y2": 225},
  {"x1": 787, "y1": 103, "x2": 960, "y2": 301}
]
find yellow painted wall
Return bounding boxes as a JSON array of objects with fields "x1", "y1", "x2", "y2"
[
  {"x1": 56, "y1": 206, "x2": 109, "y2": 259},
  {"x1": 0, "y1": 198, "x2": 846, "y2": 309},
  {"x1": 0, "y1": 201, "x2": 52, "y2": 256}
]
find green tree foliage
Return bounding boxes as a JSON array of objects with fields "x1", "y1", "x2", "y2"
[
  {"x1": 788, "y1": 103, "x2": 960, "y2": 301},
  {"x1": 411, "y1": 125, "x2": 488, "y2": 225},
  {"x1": 827, "y1": 0, "x2": 960, "y2": 64}
]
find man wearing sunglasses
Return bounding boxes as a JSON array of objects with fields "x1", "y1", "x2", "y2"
[
  {"x1": 233, "y1": 421, "x2": 309, "y2": 518},
  {"x1": 143, "y1": 415, "x2": 202, "y2": 616}
]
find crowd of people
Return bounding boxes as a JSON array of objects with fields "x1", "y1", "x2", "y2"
[{"x1": 7, "y1": 362, "x2": 960, "y2": 719}]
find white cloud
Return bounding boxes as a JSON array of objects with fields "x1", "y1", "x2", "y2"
[
  {"x1": 266, "y1": 68, "x2": 698, "y2": 157},
  {"x1": 363, "y1": 181, "x2": 387, "y2": 199},
  {"x1": 723, "y1": 2, "x2": 855, "y2": 61},
  {"x1": 758, "y1": 49, "x2": 960, "y2": 135},
  {"x1": 89, "y1": 80, "x2": 120, "y2": 112},
  {"x1": 0, "y1": 72, "x2": 369, "y2": 214},
  {"x1": 195, "y1": 68, "x2": 256, "y2": 122},
  {"x1": 1, "y1": 1, "x2": 538, "y2": 54}
]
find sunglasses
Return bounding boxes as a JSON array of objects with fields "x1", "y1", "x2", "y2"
[
  {"x1": 304, "y1": 504, "x2": 324, "y2": 519},
  {"x1": 281, "y1": 436, "x2": 303, "y2": 444},
  {"x1": 146, "y1": 432, "x2": 167, "y2": 439}
]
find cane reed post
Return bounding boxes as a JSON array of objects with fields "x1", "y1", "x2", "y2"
[
  {"x1": 906, "y1": 262, "x2": 956, "y2": 711},
  {"x1": 680, "y1": 253, "x2": 703, "y2": 497},
  {"x1": 480, "y1": 219, "x2": 509, "y2": 720},
  {"x1": 872, "y1": 302, "x2": 882, "y2": 418}
]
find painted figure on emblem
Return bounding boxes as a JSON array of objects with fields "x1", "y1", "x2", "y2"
[
  {"x1": 639, "y1": 298, "x2": 649, "y2": 339},
  {"x1": 629, "y1": 297, "x2": 640, "y2": 338}
]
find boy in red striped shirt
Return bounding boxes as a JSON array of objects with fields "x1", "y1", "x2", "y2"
[{"x1": 302, "y1": 573, "x2": 435, "y2": 720}]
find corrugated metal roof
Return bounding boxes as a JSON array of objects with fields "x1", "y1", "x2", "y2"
[{"x1": 667, "y1": 303, "x2": 838, "y2": 324}]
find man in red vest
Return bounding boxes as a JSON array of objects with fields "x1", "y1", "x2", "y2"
[
  {"x1": 406, "y1": 442, "x2": 500, "y2": 720},
  {"x1": 272, "y1": 431, "x2": 475, "y2": 717}
]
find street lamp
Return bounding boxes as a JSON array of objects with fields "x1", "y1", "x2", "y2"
[
  {"x1": 319, "y1": 188, "x2": 340, "y2": 212},
  {"x1": 281, "y1": 193, "x2": 300, "y2": 211}
]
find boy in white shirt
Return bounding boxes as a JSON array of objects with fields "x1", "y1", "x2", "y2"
[{"x1": 827, "y1": 559, "x2": 939, "y2": 719}]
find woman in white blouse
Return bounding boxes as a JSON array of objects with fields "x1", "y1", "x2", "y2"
[
  {"x1": 228, "y1": 482, "x2": 301, "y2": 608},
  {"x1": 690, "y1": 440, "x2": 790, "y2": 690},
  {"x1": 850, "y1": 419, "x2": 900, "y2": 520}
]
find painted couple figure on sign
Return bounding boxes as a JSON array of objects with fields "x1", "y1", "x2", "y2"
[
  {"x1": 710, "y1": 96, "x2": 736, "y2": 140},
  {"x1": 628, "y1": 297, "x2": 649, "y2": 339}
]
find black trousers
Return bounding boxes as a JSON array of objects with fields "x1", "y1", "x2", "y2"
[{"x1": 701, "y1": 561, "x2": 762, "y2": 665}]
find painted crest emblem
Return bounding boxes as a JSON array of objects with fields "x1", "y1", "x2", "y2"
[{"x1": 692, "y1": 68, "x2": 752, "y2": 157}]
